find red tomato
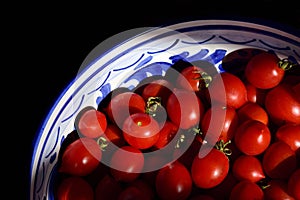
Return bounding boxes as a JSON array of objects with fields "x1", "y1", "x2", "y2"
[
  {"x1": 264, "y1": 82, "x2": 300, "y2": 126},
  {"x1": 155, "y1": 161, "x2": 192, "y2": 200},
  {"x1": 106, "y1": 91, "x2": 146, "y2": 127},
  {"x1": 189, "y1": 194, "x2": 215, "y2": 200},
  {"x1": 122, "y1": 112, "x2": 160, "y2": 149},
  {"x1": 102, "y1": 123, "x2": 126, "y2": 148},
  {"x1": 234, "y1": 119, "x2": 271, "y2": 156},
  {"x1": 152, "y1": 120, "x2": 179, "y2": 150},
  {"x1": 56, "y1": 176, "x2": 94, "y2": 200},
  {"x1": 110, "y1": 145, "x2": 144, "y2": 182},
  {"x1": 75, "y1": 107, "x2": 107, "y2": 138},
  {"x1": 262, "y1": 141, "x2": 297, "y2": 179},
  {"x1": 264, "y1": 179, "x2": 295, "y2": 200},
  {"x1": 117, "y1": 186, "x2": 151, "y2": 200},
  {"x1": 127, "y1": 179, "x2": 155, "y2": 200},
  {"x1": 288, "y1": 168, "x2": 300, "y2": 200},
  {"x1": 229, "y1": 180, "x2": 264, "y2": 200},
  {"x1": 200, "y1": 104, "x2": 239, "y2": 144},
  {"x1": 244, "y1": 81, "x2": 267, "y2": 106},
  {"x1": 244, "y1": 51, "x2": 285, "y2": 89},
  {"x1": 275, "y1": 123, "x2": 300, "y2": 152},
  {"x1": 232, "y1": 155, "x2": 265, "y2": 183},
  {"x1": 58, "y1": 137, "x2": 102, "y2": 176},
  {"x1": 191, "y1": 147, "x2": 230, "y2": 189},
  {"x1": 166, "y1": 88, "x2": 204, "y2": 129},
  {"x1": 176, "y1": 65, "x2": 212, "y2": 91},
  {"x1": 209, "y1": 72, "x2": 247, "y2": 109},
  {"x1": 94, "y1": 174, "x2": 123, "y2": 200},
  {"x1": 237, "y1": 102, "x2": 269, "y2": 125}
]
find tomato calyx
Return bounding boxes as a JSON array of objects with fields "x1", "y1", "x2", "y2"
[
  {"x1": 214, "y1": 140, "x2": 232, "y2": 156},
  {"x1": 278, "y1": 58, "x2": 298, "y2": 71},
  {"x1": 96, "y1": 136, "x2": 109, "y2": 151},
  {"x1": 145, "y1": 97, "x2": 162, "y2": 117},
  {"x1": 192, "y1": 70, "x2": 212, "y2": 89}
]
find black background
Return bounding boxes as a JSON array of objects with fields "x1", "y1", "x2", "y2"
[{"x1": 12, "y1": 1, "x2": 299, "y2": 199}]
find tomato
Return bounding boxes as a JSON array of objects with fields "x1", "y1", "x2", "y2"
[
  {"x1": 232, "y1": 155, "x2": 265, "y2": 183},
  {"x1": 152, "y1": 120, "x2": 179, "y2": 150},
  {"x1": 176, "y1": 65, "x2": 212, "y2": 91},
  {"x1": 244, "y1": 81, "x2": 267, "y2": 106},
  {"x1": 237, "y1": 101, "x2": 269, "y2": 125},
  {"x1": 229, "y1": 180, "x2": 264, "y2": 200},
  {"x1": 262, "y1": 141, "x2": 297, "y2": 179},
  {"x1": 166, "y1": 88, "x2": 204, "y2": 129},
  {"x1": 110, "y1": 145, "x2": 144, "y2": 182},
  {"x1": 102, "y1": 123, "x2": 126, "y2": 148},
  {"x1": 106, "y1": 91, "x2": 146, "y2": 128},
  {"x1": 122, "y1": 112, "x2": 160, "y2": 149},
  {"x1": 58, "y1": 137, "x2": 102, "y2": 176},
  {"x1": 288, "y1": 168, "x2": 300, "y2": 200},
  {"x1": 234, "y1": 119, "x2": 271, "y2": 156},
  {"x1": 275, "y1": 123, "x2": 300, "y2": 152},
  {"x1": 265, "y1": 83, "x2": 300, "y2": 126},
  {"x1": 189, "y1": 194, "x2": 215, "y2": 200},
  {"x1": 155, "y1": 161, "x2": 192, "y2": 200},
  {"x1": 191, "y1": 147, "x2": 230, "y2": 189},
  {"x1": 208, "y1": 72, "x2": 247, "y2": 109},
  {"x1": 75, "y1": 106, "x2": 107, "y2": 138},
  {"x1": 127, "y1": 179, "x2": 155, "y2": 200},
  {"x1": 56, "y1": 176, "x2": 94, "y2": 200},
  {"x1": 264, "y1": 179, "x2": 294, "y2": 200},
  {"x1": 94, "y1": 174, "x2": 123, "y2": 200},
  {"x1": 200, "y1": 104, "x2": 239, "y2": 144},
  {"x1": 244, "y1": 51, "x2": 286, "y2": 89},
  {"x1": 117, "y1": 186, "x2": 150, "y2": 200}
]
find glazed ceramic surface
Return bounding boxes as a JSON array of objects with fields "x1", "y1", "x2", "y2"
[{"x1": 30, "y1": 19, "x2": 300, "y2": 200}]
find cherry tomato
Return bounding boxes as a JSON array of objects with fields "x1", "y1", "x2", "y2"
[
  {"x1": 75, "y1": 107, "x2": 107, "y2": 138},
  {"x1": 265, "y1": 83, "x2": 300, "y2": 126},
  {"x1": 229, "y1": 180, "x2": 264, "y2": 200},
  {"x1": 288, "y1": 168, "x2": 300, "y2": 200},
  {"x1": 122, "y1": 112, "x2": 160, "y2": 149},
  {"x1": 94, "y1": 174, "x2": 123, "y2": 200},
  {"x1": 191, "y1": 147, "x2": 230, "y2": 189},
  {"x1": 127, "y1": 179, "x2": 155, "y2": 200},
  {"x1": 244, "y1": 80, "x2": 267, "y2": 106},
  {"x1": 106, "y1": 91, "x2": 146, "y2": 127},
  {"x1": 166, "y1": 88, "x2": 204, "y2": 129},
  {"x1": 275, "y1": 123, "x2": 300, "y2": 152},
  {"x1": 232, "y1": 155, "x2": 265, "y2": 183},
  {"x1": 209, "y1": 72, "x2": 247, "y2": 109},
  {"x1": 200, "y1": 104, "x2": 239, "y2": 144},
  {"x1": 117, "y1": 186, "x2": 150, "y2": 200},
  {"x1": 102, "y1": 123, "x2": 126, "y2": 148},
  {"x1": 176, "y1": 65, "x2": 212, "y2": 91},
  {"x1": 155, "y1": 161, "x2": 192, "y2": 200},
  {"x1": 58, "y1": 137, "x2": 102, "y2": 176},
  {"x1": 262, "y1": 141, "x2": 297, "y2": 179},
  {"x1": 56, "y1": 176, "x2": 94, "y2": 200},
  {"x1": 244, "y1": 51, "x2": 285, "y2": 89},
  {"x1": 110, "y1": 145, "x2": 144, "y2": 182},
  {"x1": 234, "y1": 119, "x2": 271, "y2": 156},
  {"x1": 152, "y1": 120, "x2": 179, "y2": 150},
  {"x1": 264, "y1": 179, "x2": 294, "y2": 200},
  {"x1": 237, "y1": 101, "x2": 269, "y2": 125}
]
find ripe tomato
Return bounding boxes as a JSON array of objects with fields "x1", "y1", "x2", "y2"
[
  {"x1": 262, "y1": 141, "x2": 297, "y2": 179},
  {"x1": 75, "y1": 106, "x2": 107, "y2": 138},
  {"x1": 275, "y1": 123, "x2": 300, "y2": 152},
  {"x1": 152, "y1": 120, "x2": 179, "y2": 150},
  {"x1": 265, "y1": 83, "x2": 300, "y2": 126},
  {"x1": 208, "y1": 72, "x2": 247, "y2": 109},
  {"x1": 105, "y1": 91, "x2": 146, "y2": 127},
  {"x1": 229, "y1": 180, "x2": 264, "y2": 200},
  {"x1": 127, "y1": 179, "x2": 155, "y2": 200},
  {"x1": 176, "y1": 65, "x2": 212, "y2": 91},
  {"x1": 166, "y1": 88, "x2": 204, "y2": 129},
  {"x1": 244, "y1": 51, "x2": 285, "y2": 89},
  {"x1": 155, "y1": 161, "x2": 192, "y2": 200},
  {"x1": 264, "y1": 179, "x2": 294, "y2": 200},
  {"x1": 288, "y1": 168, "x2": 300, "y2": 200},
  {"x1": 56, "y1": 176, "x2": 94, "y2": 200},
  {"x1": 191, "y1": 147, "x2": 229, "y2": 189},
  {"x1": 200, "y1": 104, "x2": 239, "y2": 144},
  {"x1": 234, "y1": 119, "x2": 271, "y2": 156},
  {"x1": 117, "y1": 186, "x2": 150, "y2": 200},
  {"x1": 110, "y1": 145, "x2": 144, "y2": 182},
  {"x1": 237, "y1": 102, "x2": 269, "y2": 125},
  {"x1": 122, "y1": 112, "x2": 160, "y2": 149},
  {"x1": 244, "y1": 80, "x2": 267, "y2": 106},
  {"x1": 232, "y1": 155, "x2": 265, "y2": 183},
  {"x1": 94, "y1": 174, "x2": 123, "y2": 200},
  {"x1": 102, "y1": 123, "x2": 126, "y2": 148},
  {"x1": 58, "y1": 137, "x2": 102, "y2": 176}
]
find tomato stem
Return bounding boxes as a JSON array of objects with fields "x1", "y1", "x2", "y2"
[
  {"x1": 214, "y1": 140, "x2": 232, "y2": 156},
  {"x1": 192, "y1": 70, "x2": 212, "y2": 89},
  {"x1": 175, "y1": 134, "x2": 185, "y2": 149},
  {"x1": 145, "y1": 96, "x2": 162, "y2": 117},
  {"x1": 96, "y1": 136, "x2": 108, "y2": 151},
  {"x1": 278, "y1": 58, "x2": 298, "y2": 71}
]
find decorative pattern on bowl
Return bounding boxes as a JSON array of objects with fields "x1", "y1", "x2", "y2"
[{"x1": 30, "y1": 19, "x2": 300, "y2": 200}]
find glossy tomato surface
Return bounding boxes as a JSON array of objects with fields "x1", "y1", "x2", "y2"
[
  {"x1": 229, "y1": 180, "x2": 264, "y2": 200},
  {"x1": 288, "y1": 168, "x2": 300, "y2": 200},
  {"x1": 275, "y1": 123, "x2": 300, "y2": 152}
]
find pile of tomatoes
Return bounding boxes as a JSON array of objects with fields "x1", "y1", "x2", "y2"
[{"x1": 53, "y1": 48, "x2": 300, "y2": 200}]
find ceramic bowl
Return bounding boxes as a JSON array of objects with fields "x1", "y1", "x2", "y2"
[{"x1": 30, "y1": 19, "x2": 300, "y2": 200}]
